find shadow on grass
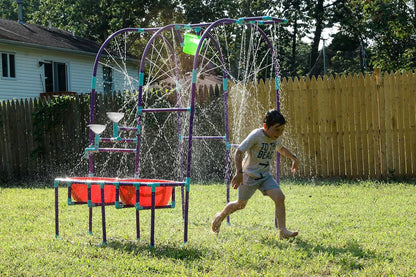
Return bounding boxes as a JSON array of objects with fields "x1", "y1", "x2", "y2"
[
  {"x1": 261, "y1": 236, "x2": 390, "y2": 271},
  {"x1": 105, "y1": 239, "x2": 206, "y2": 261}
]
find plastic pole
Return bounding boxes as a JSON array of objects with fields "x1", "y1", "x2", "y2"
[
  {"x1": 54, "y1": 181, "x2": 59, "y2": 238},
  {"x1": 100, "y1": 184, "x2": 107, "y2": 244}
]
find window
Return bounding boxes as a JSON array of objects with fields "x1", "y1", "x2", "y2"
[
  {"x1": 2, "y1": 53, "x2": 16, "y2": 78},
  {"x1": 43, "y1": 61, "x2": 68, "y2": 92},
  {"x1": 103, "y1": 66, "x2": 113, "y2": 94}
]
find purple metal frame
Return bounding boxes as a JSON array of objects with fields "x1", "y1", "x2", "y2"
[
  {"x1": 55, "y1": 16, "x2": 285, "y2": 247},
  {"x1": 189, "y1": 17, "x2": 284, "y2": 226}
]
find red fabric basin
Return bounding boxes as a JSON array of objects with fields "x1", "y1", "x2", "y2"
[
  {"x1": 70, "y1": 177, "x2": 117, "y2": 204},
  {"x1": 119, "y1": 179, "x2": 173, "y2": 207}
]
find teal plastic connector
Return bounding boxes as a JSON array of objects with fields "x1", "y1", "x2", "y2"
[
  {"x1": 137, "y1": 28, "x2": 145, "y2": 33},
  {"x1": 262, "y1": 16, "x2": 273, "y2": 21},
  {"x1": 112, "y1": 122, "x2": 119, "y2": 138},
  {"x1": 85, "y1": 144, "x2": 99, "y2": 158},
  {"x1": 275, "y1": 77, "x2": 280, "y2": 90},
  {"x1": 236, "y1": 18, "x2": 245, "y2": 25},
  {"x1": 88, "y1": 200, "x2": 94, "y2": 208},
  {"x1": 226, "y1": 141, "x2": 231, "y2": 150},
  {"x1": 150, "y1": 183, "x2": 161, "y2": 193},
  {"x1": 94, "y1": 134, "x2": 101, "y2": 146},
  {"x1": 184, "y1": 24, "x2": 192, "y2": 29},
  {"x1": 223, "y1": 78, "x2": 228, "y2": 91},
  {"x1": 91, "y1": 76, "x2": 96, "y2": 90},
  {"x1": 66, "y1": 181, "x2": 74, "y2": 205},
  {"x1": 194, "y1": 27, "x2": 201, "y2": 33},
  {"x1": 137, "y1": 106, "x2": 143, "y2": 116},
  {"x1": 192, "y1": 69, "x2": 197, "y2": 84},
  {"x1": 135, "y1": 202, "x2": 143, "y2": 210},
  {"x1": 174, "y1": 25, "x2": 181, "y2": 30},
  {"x1": 171, "y1": 201, "x2": 176, "y2": 208},
  {"x1": 115, "y1": 201, "x2": 123, "y2": 209},
  {"x1": 185, "y1": 177, "x2": 191, "y2": 192},
  {"x1": 54, "y1": 180, "x2": 59, "y2": 188},
  {"x1": 139, "y1": 72, "x2": 144, "y2": 86}
]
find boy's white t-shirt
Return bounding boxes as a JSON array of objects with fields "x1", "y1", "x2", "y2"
[{"x1": 238, "y1": 128, "x2": 283, "y2": 179}]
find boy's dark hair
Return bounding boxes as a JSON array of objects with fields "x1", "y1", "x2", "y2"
[{"x1": 263, "y1": 109, "x2": 286, "y2": 128}]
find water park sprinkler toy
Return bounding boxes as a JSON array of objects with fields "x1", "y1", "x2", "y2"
[{"x1": 54, "y1": 16, "x2": 287, "y2": 247}]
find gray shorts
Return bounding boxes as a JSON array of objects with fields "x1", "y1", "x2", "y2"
[{"x1": 238, "y1": 173, "x2": 280, "y2": 201}]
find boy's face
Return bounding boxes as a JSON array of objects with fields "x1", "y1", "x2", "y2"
[{"x1": 263, "y1": 122, "x2": 285, "y2": 140}]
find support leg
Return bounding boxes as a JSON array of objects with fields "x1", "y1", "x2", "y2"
[
  {"x1": 181, "y1": 186, "x2": 185, "y2": 219},
  {"x1": 88, "y1": 186, "x2": 93, "y2": 235},
  {"x1": 54, "y1": 182, "x2": 59, "y2": 238},
  {"x1": 100, "y1": 185, "x2": 107, "y2": 244},
  {"x1": 150, "y1": 188, "x2": 155, "y2": 248},
  {"x1": 184, "y1": 189, "x2": 189, "y2": 243},
  {"x1": 136, "y1": 186, "x2": 140, "y2": 241}
]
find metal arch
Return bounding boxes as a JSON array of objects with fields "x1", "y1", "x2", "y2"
[
  {"x1": 89, "y1": 27, "x2": 152, "y2": 175},
  {"x1": 187, "y1": 17, "x2": 286, "y2": 180},
  {"x1": 134, "y1": 24, "x2": 182, "y2": 177}
]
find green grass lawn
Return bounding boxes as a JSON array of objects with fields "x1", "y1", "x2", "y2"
[{"x1": 0, "y1": 180, "x2": 415, "y2": 276}]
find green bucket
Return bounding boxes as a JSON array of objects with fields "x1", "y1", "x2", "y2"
[{"x1": 183, "y1": 33, "x2": 202, "y2": 55}]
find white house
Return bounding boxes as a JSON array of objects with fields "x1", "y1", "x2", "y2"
[{"x1": 0, "y1": 17, "x2": 139, "y2": 101}]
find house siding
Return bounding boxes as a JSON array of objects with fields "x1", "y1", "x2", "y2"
[{"x1": 1, "y1": 42, "x2": 139, "y2": 101}]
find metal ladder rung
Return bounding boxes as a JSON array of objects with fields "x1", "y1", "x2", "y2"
[
  {"x1": 182, "y1": 136, "x2": 225, "y2": 140},
  {"x1": 141, "y1": 107, "x2": 190, "y2": 113}
]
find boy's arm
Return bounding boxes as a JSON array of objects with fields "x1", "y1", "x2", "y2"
[
  {"x1": 231, "y1": 149, "x2": 244, "y2": 189},
  {"x1": 277, "y1": 147, "x2": 299, "y2": 173},
  {"x1": 234, "y1": 149, "x2": 244, "y2": 173}
]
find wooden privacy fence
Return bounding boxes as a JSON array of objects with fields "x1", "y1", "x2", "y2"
[
  {"x1": 274, "y1": 69, "x2": 415, "y2": 179},
  {"x1": 0, "y1": 70, "x2": 415, "y2": 182}
]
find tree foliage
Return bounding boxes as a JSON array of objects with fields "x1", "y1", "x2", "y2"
[{"x1": 1, "y1": 0, "x2": 415, "y2": 76}]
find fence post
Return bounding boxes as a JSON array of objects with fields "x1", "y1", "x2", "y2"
[{"x1": 373, "y1": 68, "x2": 383, "y2": 178}]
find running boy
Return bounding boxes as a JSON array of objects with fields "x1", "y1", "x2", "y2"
[{"x1": 211, "y1": 109, "x2": 299, "y2": 239}]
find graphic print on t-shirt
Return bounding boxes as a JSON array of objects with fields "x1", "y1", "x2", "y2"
[{"x1": 257, "y1": 142, "x2": 277, "y2": 160}]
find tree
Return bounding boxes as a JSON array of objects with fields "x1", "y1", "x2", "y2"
[
  {"x1": 363, "y1": 0, "x2": 416, "y2": 71},
  {"x1": 26, "y1": 0, "x2": 181, "y2": 43},
  {"x1": 1, "y1": 0, "x2": 40, "y2": 22},
  {"x1": 332, "y1": 0, "x2": 416, "y2": 72}
]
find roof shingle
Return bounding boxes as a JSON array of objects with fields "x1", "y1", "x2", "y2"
[{"x1": 0, "y1": 18, "x2": 100, "y2": 54}]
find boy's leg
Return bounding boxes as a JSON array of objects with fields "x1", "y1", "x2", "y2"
[
  {"x1": 211, "y1": 199, "x2": 247, "y2": 233},
  {"x1": 212, "y1": 177, "x2": 257, "y2": 234},
  {"x1": 265, "y1": 188, "x2": 298, "y2": 239}
]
